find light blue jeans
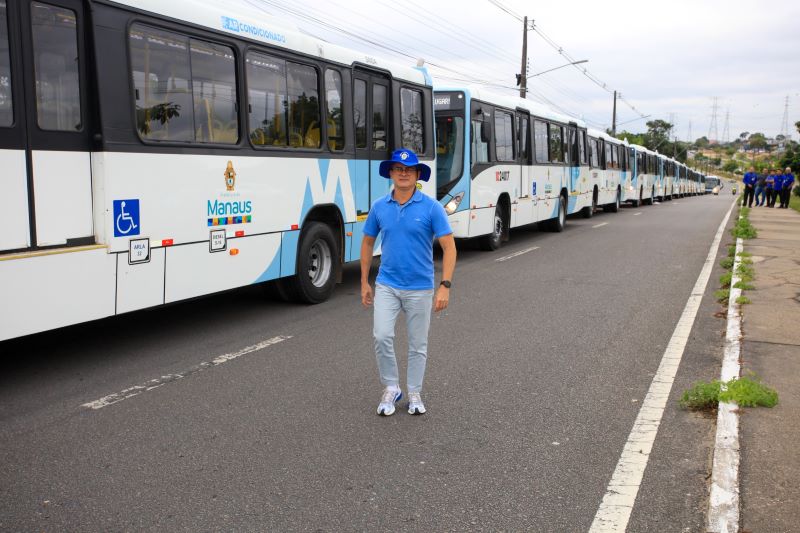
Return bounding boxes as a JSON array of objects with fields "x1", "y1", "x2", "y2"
[{"x1": 373, "y1": 283, "x2": 434, "y2": 393}]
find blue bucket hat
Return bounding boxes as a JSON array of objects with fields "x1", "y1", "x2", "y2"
[{"x1": 378, "y1": 148, "x2": 431, "y2": 182}]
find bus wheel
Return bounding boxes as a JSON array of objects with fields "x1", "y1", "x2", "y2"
[
  {"x1": 278, "y1": 222, "x2": 339, "y2": 304},
  {"x1": 606, "y1": 189, "x2": 620, "y2": 213},
  {"x1": 544, "y1": 195, "x2": 566, "y2": 232},
  {"x1": 480, "y1": 205, "x2": 505, "y2": 250},
  {"x1": 581, "y1": 191, "x2": 596, "y2": 218}
]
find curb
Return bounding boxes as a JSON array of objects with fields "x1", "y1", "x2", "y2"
[{"x1": 706, "y1": 210, "x2": 744, "y2": 533}]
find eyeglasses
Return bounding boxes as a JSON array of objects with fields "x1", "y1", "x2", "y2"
[{"x1": 390, "y1": 166, "x2": 418, "y2": 174}]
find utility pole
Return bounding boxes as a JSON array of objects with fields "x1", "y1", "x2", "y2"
[
  {"x1": 519, "y1": 16, "x2": 528, "y2": 98},
  {"x1": 687, "y1": 120, "x2": 692, "y2": 145},
  {"x1": 611, "y1": 90, "x2": 617, "y2": 136}
]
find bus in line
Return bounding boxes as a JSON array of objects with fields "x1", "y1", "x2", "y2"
[{"x1": 0, "y1": 0, "x2": 437, "y2": 341}]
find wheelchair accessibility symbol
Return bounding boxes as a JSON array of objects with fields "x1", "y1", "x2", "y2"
[{"x1": 113, "y1": 199, "x2": 140, "y2": 237}]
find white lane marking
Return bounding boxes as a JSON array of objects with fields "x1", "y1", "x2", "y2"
[
  {"x1": 589, "y1": 199, "x2": 736, "y2": 532},
  {"x1": 707, "y1": 229, "x2": 744, "y2": 532},
  {"x1": 592, "y1": 222, "x2": 608, "y2": 228},
  {"x1": 633, "y1": 212, "x2": 642, "y2": 216},
  {"x1": 82, "y1": 335, "x2": 292, "y2": 410},
  {"x1": 495, "y1": 246, "x2": 539, "y2": 262}
]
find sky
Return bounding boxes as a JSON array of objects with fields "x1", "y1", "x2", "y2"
[{"x1": 227, "y1": 0, "x2": 800, "y2": 141}]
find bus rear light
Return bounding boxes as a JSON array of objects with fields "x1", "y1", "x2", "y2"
[
  {"x1": 230, "y1": 248, "x2": 239, "y2": 256},
  {"x1": 291, "y1": 224, "x2": 299, "y2": 230},
  {"x1": 162, "y1": 239, "x2": 173, "y2": 247},
  {"x1": 235, "y1": 230, "x2": 244, "y2": 237}
]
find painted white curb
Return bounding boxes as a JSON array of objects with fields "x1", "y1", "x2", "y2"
[{"x1": 706, "y1": 212, "x2": 745, "y2": 532}]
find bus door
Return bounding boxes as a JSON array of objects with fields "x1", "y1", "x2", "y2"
[
  {"x1": 515, "y1": 109, "x2": 532, "y2": 224},
  {"x1": 4, "y1": 0, "x2": 94, "y2": 252},
  {"x1": 353, "y1": 69, "x2": 392, "y2": 212}
]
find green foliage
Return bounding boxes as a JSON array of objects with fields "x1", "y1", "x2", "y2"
[
  {"x1": 732, "y1": 217, "x2": 757, "y2": 239},
  {"x1": 733, "y1": 281, "x2": 754, "y2": 290},
  {"x1": 736, "y1": 295, "x2": 752, "y2": 304},
  {"x1": 736, "y1": 264, "x2": 755, "y2": 282},
  {"x1": 722, "y1": 160, "x2": 739, "y2": 173},
  {"x1": 680, "y1": 375, "x2": 778, "y2": 410},
  {"x1": 680, "y1": 380, "x2": 722, "y2": 410},
  {"x1": 727, "y1": 245, "x2": 736, "y2": 257},
  {"x1": 720, "y1": 257, "x2": 734, "y2": 269},
  {"x1": 719, "y1": 272, "x2": 732, "y2": 288},
  {"x1": 737, "y1": 251, "x2": 752, "y2": 258},
  {"x1": 719, "y1": 376, "x2": 778, "y2": 407},
  {"x1": 715, "y1": 289, "x2": 730, "y2": 302}
]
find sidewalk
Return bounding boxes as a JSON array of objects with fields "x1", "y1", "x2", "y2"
[{"x1": 739, "y1": 205, "x2": 800, "y2": 532}]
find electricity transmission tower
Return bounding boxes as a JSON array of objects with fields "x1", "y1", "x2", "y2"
[
  {"x1": 780, "y1": 95, "x2": 790, "y2": 140},
  {"x1": 708, "y1": 97, "x2": 719, "y2": 143},
  {"x1": 722, "y1": 109, "x2": 730, "y2": 144}
]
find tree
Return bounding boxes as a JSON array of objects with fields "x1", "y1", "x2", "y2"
[
  {"x1": 696, "y1": 136, "x2": 710, "y2": 149},
  {"x1": 795, "y1": 121, "x2": 800, "y2": 136},
  {"x1": 748, "y1": 132, "x2": 767, "y2": 152},
  {"x1": 739, "y1": 131, "x2": 750, "y2": 142},
  {"x1": 643, "y1": 119, "x2": 672, "y2": 151},
  {"x1": 723, "y1": 160, "x2": 738, "y2": 173}
]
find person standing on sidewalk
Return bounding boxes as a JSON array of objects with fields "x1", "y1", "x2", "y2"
[
  {"x1": 742, "y1": 166, "x2": 757, "y2": 207},
  {"x1": 360, "y1": 148, "x2": 457, "y2": 416},
  {"x1": 754, "y1": 170, "x2": 767, "y2": 206},
  {"x1": 765, "y1": 170, "x2": 776, "y2": 207},
  {"x1": 780, "y1": 167, "x2": 794, "y2": 208},
  {"x1": 771, "y1": 169, "x2": 784, "y2": 208}
]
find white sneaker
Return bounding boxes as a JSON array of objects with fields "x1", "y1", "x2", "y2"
[
  {"x1": 377, "y1": 387, "x2": 402, "y2": 416},
  {"x1": 407, "y1": 392, "x2": 426, "y2": 415}
]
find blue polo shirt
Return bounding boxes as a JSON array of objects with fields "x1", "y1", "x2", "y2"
[{"x1": 363, "y1": 189, "x2": 452, "y2": 290}]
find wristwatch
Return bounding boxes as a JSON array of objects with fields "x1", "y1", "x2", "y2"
[{"x1": 439, "y1": 280, "x2": 452, "y2": 289}]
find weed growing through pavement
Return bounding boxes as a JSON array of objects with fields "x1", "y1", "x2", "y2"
[
  {"x1": 720, "y1": 257, "x2": 734, "y2": 269},
  {"x1": 733, "y1": 281, "x2": 754, "y2": 290},
  {"x1": 719, "y1": 272, "x2": 732, "y2": 288},
  {"x1": 680, "y1": 374, "x2": 778, "y2": 410},
  {"x1": 736, "y1": 295, "x2": 751, "y2": 305},
  {"x1": 732, "y1": 214, "x2": 757, "y2": 239},
  {"x1": 715, "y1": 289, "x2": 730, "y2": 303}
]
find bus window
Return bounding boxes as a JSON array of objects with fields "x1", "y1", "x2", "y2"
[
  {"x1": 548, "y1": 124, "x2": 562, "y2": 164},
  {"x1": 190, "y1": 39, "x2": 238, "y2": 144},
  {"x1": 471, "y1": 120, "x2": 488, "y2": 165},
  {"x1": 31, "y1": 2, "x2": 81, "y2": 131},
  {"x1": 605, "y1": 141, "x2": 613, "y2": 169},
  {"x1": 286, "y1": 62, "x2": 320, "y2": 148},
  {"x1": 589, "y1": 138, "x2": 599, "y2": 168},
  {"x1": 400, "y1": 87, "x2": 424, "y2": 154},
  {"x1": 0, "y1": 1, "x2": 12, "y2": 127},
  {"x1": 610, "y1": 143, "x2": 617, "y2": 169},
  {"x1": 354, "y1": 79, "x2": 366, "y2": 149},
  {"x1": 435, "y1": 114, "x2": 464, "y2": 196},
  {"x1": 494, "y1": 110, "x2": 513, "y2": 161},
  {"x1": 533, "y1": 120, "x2": 547, "y2": 163},
  {"x1": 324, "y1": 69, "x2": 343, "y2": 151},
  {"x1": 578, "y1": 131, "x2": 587, "y2": 165},
  {"x1": 246, "y1": 52, "x2": 287, "y2": 146},
  {"x1": 518, "y1": 116, "x2": 529, "y2": 162},
  {"x1": 372, "y1": 84, "x2": 386, "y2": 151}
]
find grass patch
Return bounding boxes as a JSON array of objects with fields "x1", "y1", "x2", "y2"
[
  {"x1": 738, "y1": 251, "x2": 752, "y2": 258},
  {"x1": 720, "y1": 375, "x2": 778, "y2": 407},
  {"x1": 732, "y1": 216, "x2": 758, "y2": 239},
  {"x1": 733, "y1": 280, "x2": 755, "y2": 290},
  {"x1": 680, "y1": 380, "x2": 722, "y2": 410},
  {"x1": 727, "y1": 245, "x2": 736, "y2": 257},
  {"x1": 736, "y1": 264, "x2": 755, "y2": 282},
  {"x1": 720, "y1": 257, "x2": 734, "y2": 270},
  {"x1": 719, "y1": 272, "x2": 732, "y2": 288},
  {"x1": 736, "y1": 295, "x2": 752, "y2": 304},
  {"x1": 680, "y1": 375, "x2": 778, "y2": 410},
  {"x1": 715, "y1": 288, "x2": 730, "y2": 303}
]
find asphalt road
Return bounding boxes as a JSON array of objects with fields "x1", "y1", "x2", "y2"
[{"x1": 0, "y1": 193, "x2": 738, "y2": 532}]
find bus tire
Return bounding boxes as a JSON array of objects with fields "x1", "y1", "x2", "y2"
[
  {"x1": 581, "y1": 190, "x2": 596, "y2": 218},
  {"x1": 544, "y1": 194, "x2": 566, "y2": 232},
  {"x1": 605, "y1": 188, "x2": 620, "y2": 213},
  {"x1": 479, "y1": 204, "x2": 505, "y2": 250},
  {"x1": 278, "y1": 222, "x2": 339, "y2": 304},
  {"x1": 644, "y1": 187, "x2": 653, "y2": 206}
]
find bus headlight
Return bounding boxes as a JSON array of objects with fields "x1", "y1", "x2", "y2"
[{"x1": 445, "y1": 192, "x2": 464, "y2": 215}]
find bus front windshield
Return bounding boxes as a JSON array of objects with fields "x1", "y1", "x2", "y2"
[{"x1": 435, "y1": 114, "x2": 465, "y2": 200}]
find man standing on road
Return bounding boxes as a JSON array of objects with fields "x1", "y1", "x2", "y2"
[
  {"x1": 742, "y1": 166, "x2": 757, "y2": 207},
  {"x1": 360, "y1": 148, "x2": 457, "y2": 416},
  {"x1": 779, "y1": 167, "x2": 794, "y2": 209}
]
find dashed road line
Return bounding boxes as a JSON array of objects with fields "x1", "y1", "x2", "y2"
[
  {"x1": 82, "y1": 335, "x2": 292, "y2": 410},
  {"x1": 633, "y1": 212, "x2": 642, "y2": 216},
  {"x1": 592, "y1": 222, "x2": 609, "y2": 228},
  {"x1": 589, "y1": 199, "x2": 736, "y2": 532},
  {"x1": 495, "y1": 246, "x2": 539, "y2": 262}
]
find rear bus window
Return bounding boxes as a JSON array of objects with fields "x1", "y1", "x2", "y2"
[{"x1": 400, "y1": 87, "x2": 424, "y2": 154}]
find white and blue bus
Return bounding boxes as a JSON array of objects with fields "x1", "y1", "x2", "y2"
[
  {"x1": 0, "y1": 0, "x2": 437, "y2": 341},
  {"x1": 628, "y1": 144, "x2": 658, "y2": 206},
  {"x1": 587, "y1": 129, "x2": 626, "y2": 212},
  {"x1": 434, "y1": 86, "x2": 601, "y2": 250}
]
